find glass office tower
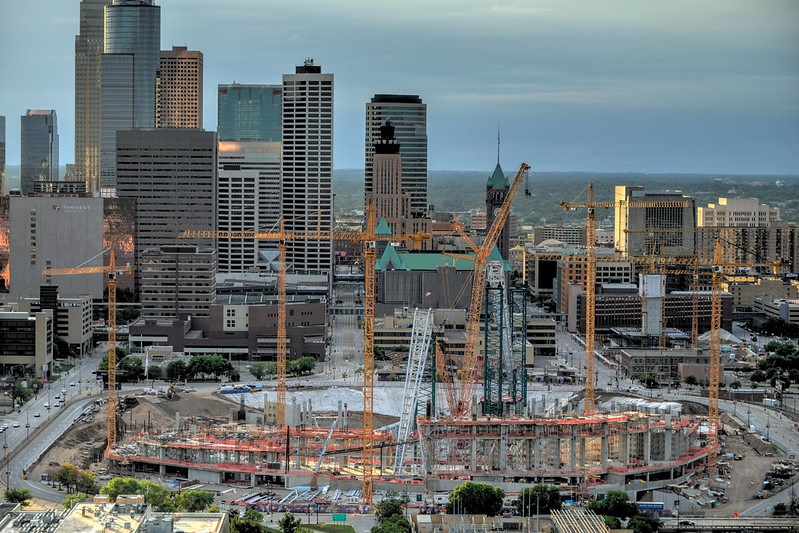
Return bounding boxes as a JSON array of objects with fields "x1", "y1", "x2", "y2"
[
  {"x1": 100, "y1": 0, "x2": 160, "y2": 194},
  {"x1": 21, "y1": 110, "x2": 59, "y2": 195},
  {"x1": 218, "y1": 84, "x2": 282, "y2": 142}
]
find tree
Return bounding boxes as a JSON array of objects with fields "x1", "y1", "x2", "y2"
[
  {"x1": 62, "y1": 493, "x2": 87, "y2": 510},
  {"x1": 4, "y1": 488, "x2": 33, "y2": 505},
  {"x1": 166, "y1": 360, "x2": 187, "y2": 382},
  {"x1": 372, "y1": 514, "x2": 412, "y2": 533},
  {"x1": 249, "y1": 362, "x2": 268, "y2": 380},
  {"x1": 55, "y1": 463, "x2": 81, "y2": 489},
  {"x1": 376, "y1": 490, "x2": 409, "y2": 522},
  {"x1": 730, "y1": 380, "x2": 741, "y2": 389},
  {"x1": 447, "y1": 481, "x2": 505, "y2": 517},
  {"x1": 139, "y1": 480, "x2": 175, "y2": 512},
  {"x1": 278, "y1": 512, "x2": 302, "y2": 533},
  {"x1": 118, "y1": 356, "x2": 145, "y2": 382},
  {"x1": 773, "y1": 502, "x2": 788, "y2": 516},
  {"x1": 100, "y1": 477, "x2": 140, "y2": 502},
  {"x1": 54, "y1": 336, "x2": 72, "y2": 360},
  {"x1": 628, "y1": 512, "x2": 661, "y2": 533},
  {"x1": 517, "y1": 484, "x2": 561, "y2": 515},
  {"x1": 147, "y1": 365, "x2": 163, "y2": 381},
  {"x1": 77, "y1": 470, "x2": 100, "y2": 495},
  {"x1": 587, "y1": 490, "x2": 638, "y2": 521},
  {"x1": 684, "y1": 375, "x2": 698, "y2": 387},
  {"x1": 604, "y1": 516, "x2": 621, "y2": 529},
  {"x1": 176, "y1": 489, "x2": 214, "y2": 512}
]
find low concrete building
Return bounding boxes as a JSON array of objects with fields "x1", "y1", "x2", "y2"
[
  {"x1": 0, "y1": 309, "x2": 53, "y2": 379},
  {"x1": 619, "y1": 348, "x2": 712, "y2": 385}
]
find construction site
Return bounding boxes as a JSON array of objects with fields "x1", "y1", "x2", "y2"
[{"x1": 93, "y1": 166, "x2": 720, "y2": 508}]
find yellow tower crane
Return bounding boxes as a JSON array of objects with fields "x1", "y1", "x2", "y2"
[
  {"x1": 42, "y1": 249, "x2": 132, "y2": 450},
  {"x1": 560, "y1": 186, "x2": 691, "y2": 413},
  {"x1": 180, "y1": 205, "x2": 428, "y2": 504},
  {"x1": 446, "y1": 163, "x2": 530, "y2": 418}
]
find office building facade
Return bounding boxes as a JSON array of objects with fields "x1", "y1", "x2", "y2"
[
  {"x1": 100, "y1": 0, "x2": 160, "y2": 193},
  {"x1": 282, "y1": 60, "x2": 333, "y2": 274},
  {"x1": 217, "y1": 141, "x2": 282, "y2": 272},
  {"x1": 140, "y1": 246, "x2": 216, "y2": 319},
  {"x1": 0, "y1": 115, "x2": 5, "y2": 196},
  {"x1": 116, "y1": 129, "x2": 217, "y2": 263},
  {"x1": 74, "y1": 0, "x2": 112, "y2": 194},
  {"x1": 218, "y1": 84, "x2": 282, "y2": 142},
  {"x1": 696, "y1": 223, "x2": 799, "y2": 274},
  {"x1": 10, "y1": 196, "x2": 104, "y2": 299},
  {"x1": 157, "y1": 46, "x2": 203, "y2": 129},
  {"x1": 365, "y1": 95, "x2": 427, "y2": 218},
  {"x1": 21, "y1": 110, "x2": 59, "y2": 195},
  {"x1": 369, "y1": 121, "x2": 411, "y2": 239},
  {"x1": 0, "y1": 310, "x2": 53, "y2": 379},
  {"x1": 614, "y1": 185, "x2": 695, "y2": 256},
  {"x1": 698, "y1": 197, "x2": 780, "y2": 228}
]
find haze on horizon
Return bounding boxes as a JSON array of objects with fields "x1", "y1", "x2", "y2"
[{"x1": 0, "y1": 0, "x2": 797, "y2": 175}]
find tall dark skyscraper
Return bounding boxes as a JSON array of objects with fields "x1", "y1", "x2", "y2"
[
  {"x1": 21, "y1": 110, "x2": 59, "y2": 195},
  {"x1": 365, "y1": 95, "x2": 427, "y2": 218},
  {"x1": 74, "y1": 0, "x2": 112, "y2": 194},
  {"x1": 282, "y1": 59, "x2": 334, "y2": 274},
  {"x1": 100, "y1": 0, "x2": 160, "y2": 194},
  {"x1": 218, "y1": 84, "x2": 282, "y2": 142}
]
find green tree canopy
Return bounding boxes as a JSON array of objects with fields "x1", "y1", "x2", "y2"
[
  {"x1": 147, "y1": 365, "x2": 163, "y2": 381},
  {"x1": 249, "y1": 362, "x2": 268, "y2": 380},
  {"x1": 139, "y1": 480, "x2": 175, "y2": 512},
  {"x1": 62, "y1": 493, "x2": 87, "y2": 510},
  {"x1": 376, "y1": 490, "x2": 409, "y2": 523},
  {"x1": 628, "y1": 512, "x2": 661, "y2": 533},
  {"x1": 166, "y1": 360, "x2": 187, "y2": 381},
  {"x1": 518, "y1": 484, "x2": 561, "y2": 515},
  {"x1": 587, "y1": 490, "x2": 638, "y2": 520},
  {"x1": 176, "y1": 489, "x2": 214, "y2": 512},
  {"x1": 100, "y1": 477, "x2": 140, "y2": 502},
  {"x1": 372, "y1": 514, "x2": 412, "y2": 533},
  {"x1": 118, "y1": 356, "x2": 145, "y2": 381},
  {"x1": 447, "y1": 481, "x2": 505, "y2": 517},
  {"x1": 4, "y1": 488, "x2": 33, "y2": 505},
  {"x1": 278, "y1": 512, "x2": 302, "y2": 533}
]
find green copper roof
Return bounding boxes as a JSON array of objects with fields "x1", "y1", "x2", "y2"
[
  {"x1": 376, "y1": 244, "x2": 510, "y2": 272},
  {"x1": 486, "y1": 162, "x2": 508, "y2": 189},
  {"x1": 374, "y1": 217, "x2": 392, "y2": 236}
]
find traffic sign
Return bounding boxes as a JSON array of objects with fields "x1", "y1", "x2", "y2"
[{"x1": 332, "y1": 513, "x2": 347, "y2": 522}]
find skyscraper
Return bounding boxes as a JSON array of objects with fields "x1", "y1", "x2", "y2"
[
  {"x1": 282, "y1": 60, "x2": 334, "y2": 274},
  {"x1": 100, "y1": 0, "x2": 160, "y2": 194},
  {"x1": 21, "y1": 110, "x2": 59, "y2": 195},
  {"x1": 0, "y1": 116, "x2": 5, "y2": 197},
  {"x1": 156, "y1": 46, "x2": 203, "y2": 129},
  {"x1": 74, "y1": 0, "x2": 112, "y2": 194},
  {"x1": 218, "y1": 84, "x2": 282, "y2": 142},
  {"x1": 365, "y1": 95, "x2": 427, "y2": 217},
  {"x1": 369, "y1": 121, "x2": 410, "y2": 239}
]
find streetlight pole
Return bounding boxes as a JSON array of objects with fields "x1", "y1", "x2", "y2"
[
  {"x1": 535, "y1": 495, "x2": 540, "y2": 533},
  {"x1": 3, "y1": 431, "x2": 9, "y2": 490}
]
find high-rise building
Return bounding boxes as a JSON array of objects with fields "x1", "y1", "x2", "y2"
[
  {"x1": 100, "y1": 0, "x2": 160, "y2": 194},
  {"x1": 116, "y1": 129, "x2": 217, "y2": 257},
  {"x1": 696, "y1": 222, "x2": 799, "y2": 274},
  {"x1": 369, "y1": 121, "x2": 410, "y2": 239},
  {"x1": 156, "y1": 46, "x2": 203, "y2": 129},
  {"x1": 0, "y1": 115, "x2": 5, "y2": 196},
  {"x1": 365, "y1": 94, "x2": 427, "y2": 217},
  {"x1": 698, "y1": 197, "x2": 780, "y2": 228},
  {"x1": 282, "y1": 60, "x2": 333, "y2": 274},
  {"x1": 74, "y1": 0, "x2": 112, "y2": 194},
  {"x1": 21, "y1": 110, "x2": 59, "y2": 195},
  {"x1": 614, "y1": 185, "x2": 695, "y2": 256},
  {"x1": 217, "y1": 141, "x2": 282, "y2": 272},
  {"x1": 10, "y1": 196, "x2": 104, "y2": 298},
  {"x1": 140, "y1": 245, "x2": 216, "y2": 318},
  {"x1": 218, "y1": 84, "x2": 282, "y2": 142}
]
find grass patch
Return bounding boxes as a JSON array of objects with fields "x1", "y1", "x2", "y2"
[{"x1": 306, "y1": 525, "x2": 357, "y2": 533}]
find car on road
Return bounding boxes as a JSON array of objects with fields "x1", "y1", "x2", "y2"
[
  {"x1": 69, "y1": 381, "x2": 75, "y2": 387},
  {"x1": 12, "y1": 422, "x2": 19, "y2": 428},
  {"x1": 0, "y1": 428, "x2": 4, "y2": 433},
  {"x1": 679, "y1": 521, "x2": 695, "y2": 526},
  {"x1": 33, "y1": 412, "x2": 40, "y2": 417},
  {"x1": 44, "y1": 402, "x2": 49, "y2": 408},
  {"x1": 53, "y1": 402, "x2": 60, "y2": 408}
]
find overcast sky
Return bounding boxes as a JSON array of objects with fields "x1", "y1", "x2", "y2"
[{"x1": 1, "y1": 0, "x2": 797, "y2": 174}]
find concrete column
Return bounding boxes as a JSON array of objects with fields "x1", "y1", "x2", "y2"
[
  {"x1": 471, "y1": 437, "x2": 478, "y2": 471},
  {"x1": 601, "y1": 423, "x2": 609, "y2": 467},
  {"x1": 499, "y1": 425, "x2": 508, "y2": 470},
  {"x1": 621, "y1": 421, "x2": 630, "y2": 464},
  {"x1": 159, "y1": 464, "x2": 166, "y2": 475},
  {"x1": 664, "y1": 414, "x2": 673, "y2": 460},
  {"x1": 534, "y1": 425, "x2": 542, "y2": 469},
  {"x1": 579, "y1": 432, "x2": 586, "y2": 468},
  {"x1": 570, "y1": 426, "x2": 578, "y2": 470},
  {"x1": 644, "y1": 417, "x2": 652, "y2": 464}
]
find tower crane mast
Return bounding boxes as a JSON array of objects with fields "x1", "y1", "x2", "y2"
[
  {"x1": 42, "y1": 249, "x2": 132, "y2": 450},
  {"x1": 449, "y1": 163, "x2": 530, "y2": 418}
]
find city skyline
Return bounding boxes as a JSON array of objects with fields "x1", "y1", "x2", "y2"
[{"x1": 0, "y1": 0, "x2": 797, "y2": 174}]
